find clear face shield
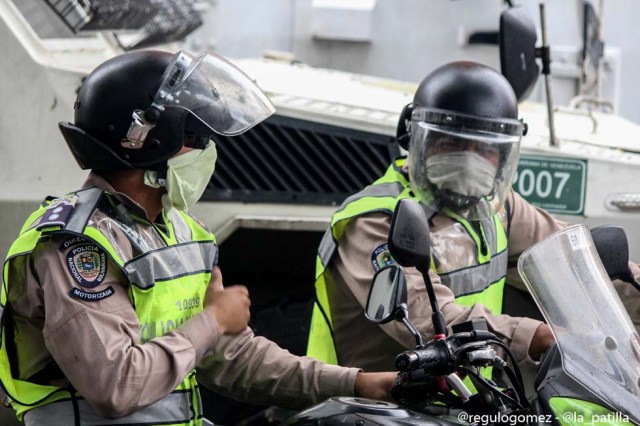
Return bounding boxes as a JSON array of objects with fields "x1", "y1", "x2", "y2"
[
  {"x1": 126, "y1": 50, "x2": 275, "y2": 147},
  {"x1": 408, "y1": 109, "x2": 523, "y2": 220}
]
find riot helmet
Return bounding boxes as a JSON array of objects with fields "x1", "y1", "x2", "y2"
[
  {"x1": 60, "y1": 50, "x2": 275, "y2": 171},
  {"x1": 406, "y1": 61, "x2": 525, "y2": 220}
]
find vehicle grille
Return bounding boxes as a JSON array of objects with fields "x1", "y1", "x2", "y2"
[{"x1": 203, "y1": 115, "x2": 399, "y2": 204}]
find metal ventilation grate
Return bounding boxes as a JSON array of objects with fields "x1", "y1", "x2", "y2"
[
  {"x1": 203, "y1": 115, "x2": 400, "y2": 205},
  {"x1": 42, "y1": 0, "x2": 202, "y2": 49}
]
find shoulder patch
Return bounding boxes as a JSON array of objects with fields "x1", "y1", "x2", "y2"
[
  {"x1": 59, "y1": 236, "x2": 88, "y2": 251},
  {"x1": 65, "y1": 243, "x2": 107, "y2": 288},
  {"x1": 371, "y1": 243, "x2": 396, "y2": 272},
  {"x1": 35, "y1": 195, "x2": 79, "y2": 230},
  {"x1": 69, "y1": 286, "x2": 115, "y2": 302}
]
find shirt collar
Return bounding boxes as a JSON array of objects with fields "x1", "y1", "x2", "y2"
[{"x1": 81, "y1": 171, "x2": 153, "y2": 221}]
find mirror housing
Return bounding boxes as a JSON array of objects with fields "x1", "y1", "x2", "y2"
[
  {"x1": 365, "y1": 265, "x2": 408, "y2": 324},
  {"x1": 388, "y1": 199, "x2": 431, "y2": 274},
  {"x1": 499, "y1": 5, "x2": 540, "y2": 101},
  {"x1": 581, "y1": 1, "x2": 605, "y2": 93},
  {"x1": 388, "y1": 199, "x2": 447, "y2": 336},
  {"x1": 590, "y1": 225, "x2": 634, "y2": 283}
]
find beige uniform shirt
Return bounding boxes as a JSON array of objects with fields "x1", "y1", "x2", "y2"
[
  {"x1": 327, "y1": 190, "x2": 565, "y2": 374},
  {"x1": 8, "y1": 173, "x2": 358, "y2": 419},
  {"x1": 328, "y1": 187, "x2": 640, "y2": 374}
]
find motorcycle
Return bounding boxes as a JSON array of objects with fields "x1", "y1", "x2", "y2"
[{"x1": 283, "y1": 199, "x2": 640, "y2": 425}]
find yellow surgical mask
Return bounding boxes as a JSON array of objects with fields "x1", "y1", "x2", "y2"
[{"x1": 144, "y1": 141, "x2": 218, "y2": 211}]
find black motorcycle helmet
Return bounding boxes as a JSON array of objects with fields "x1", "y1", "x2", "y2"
[
  {"x1": 395, "y1": 61, "x2": 525, "y2": 150},
  {"x1": 60, "y1": 51, "x2": 201, "y2": 170},
  {"x1": 59, "y1": 49, "x2": 274, "y2": 171},
  {"x1": 405, "y1": 61, "x2": 526, "y2": 219}
]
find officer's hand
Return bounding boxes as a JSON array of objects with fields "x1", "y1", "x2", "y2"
[
  {"x1": 204, "y1": 284, "x2": 251, "y2": 335},
  {"x1": 528, "y1": 323, "x2": 555, "y2": 360},
  {"x1": 354, "y1": 372, "x2": 397, "y2": 402}
]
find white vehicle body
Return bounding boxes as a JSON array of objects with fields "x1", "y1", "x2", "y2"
[
  {"x1": 2, "y1": 0, "x2": 640, "y2": 424},
  {"x1": 2, "y1": 0, "x2": 640, "y2": 257}
]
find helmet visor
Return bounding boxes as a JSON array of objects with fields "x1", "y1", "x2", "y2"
[
  {"x1": 408, "y1": 118, "x2": 521, "y2": 220},
  {"x1": 154, "y1": 51, "x2": 275, "y2": 136}
]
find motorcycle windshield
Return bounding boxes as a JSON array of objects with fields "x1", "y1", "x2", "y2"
[{"x1": 518, "y1": 225, "x2": 640, "y2": 423}]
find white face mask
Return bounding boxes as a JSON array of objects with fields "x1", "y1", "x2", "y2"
[
  {"x1": 426, "y1": 151, "x2": 497, "y2": 197},
  {"x1": 144, "y1": 141, "x2": 218, "y2": 211}
]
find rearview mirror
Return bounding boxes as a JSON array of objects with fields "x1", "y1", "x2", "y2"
[
  {"x1": 365, "y1": 265, "x2": 407, "y2": 324},
  {"x1": 590, "y1": 225, "x2": 634, "y2": 283},
  {"x1": 388, "y1": 199, "x2": 431, "y2": 274},
  {"x1": 581, "y1": 1, "x2": 605, "y2": 93},
  {"x1": 499, "y1": 5, "x2": 540, "y2": 101},
  {"x1": 388, "y1": 199, "x2": 446, "y2": 336}
]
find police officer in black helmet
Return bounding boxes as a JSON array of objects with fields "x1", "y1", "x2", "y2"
[
  {"x1": 401, "y1": 61, "x2": 524, "y2": 220},
  {"x1": 308, "y1": 62, "x2": 556, "y2": 382},
  {"x1": 1, "y1": 49, "x2": 395, "y2": 425}
]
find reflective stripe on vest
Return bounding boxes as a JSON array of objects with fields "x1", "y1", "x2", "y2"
[
  {"x1": 307, "y1": 158, "x2": 509, "y2": 365},
  {"x1": 439, "y1": 249, "x2": 508, "y2": 297},
  {"x1": 1, "y1": 190, "x2": 215, "y2": 425},
  {"x1": 23, "y1": 385, "x2": 200, "y2": 426},
  {"x1": 124, "y1": 242, "x2": 216, "y2": 290}
]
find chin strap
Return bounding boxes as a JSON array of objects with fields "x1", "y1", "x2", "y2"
[
  {"x1": 436, "y1": 184, "x2": 498, "y2": 213},
  {"x1": 143, "y1": 161, "x2": 169, "y2": 189},
  {"x1": 437, "y1": 189, "x2": 481, "y2": 212},
  {"x1": 184, "y1": 133, "x2": 212, "y2": 150},
  {"x1": 155, "y1": 161, "x2": 168, "y2": 187}
]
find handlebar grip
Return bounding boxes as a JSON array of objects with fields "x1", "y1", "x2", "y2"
[{"x1": 395, "y1": 348, "x2": 442, "y2": 372}]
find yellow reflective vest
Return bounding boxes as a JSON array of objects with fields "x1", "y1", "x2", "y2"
[
  {"x1": 307, "y1": 158, "x2": 509, "y2": 365},
  {"x1": 1, "y1": 187, "x2": 217, "y2": 425}
]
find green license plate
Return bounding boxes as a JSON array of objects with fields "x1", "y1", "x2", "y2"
[{"x1": 513, "y1": 155, "x2": 588, "y2": 215}]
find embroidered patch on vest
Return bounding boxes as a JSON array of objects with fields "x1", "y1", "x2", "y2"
[
  {"x1": 371, "y1": 243, "x2": 396, "y2": 272},
  {"x1": 69, "y1": 286, "x2": 115, "y2": 302},
  {"x1": 59, "y1": 236, "x2": 88, "y2": 251},
  {"x1": 65, "y1": 244, "x2": 107, "y2": 288}
]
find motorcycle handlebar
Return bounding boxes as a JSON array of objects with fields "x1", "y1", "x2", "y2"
[
  {"x1": 395, "y1": 330, "x2": 500, "y2": 373},
  {"x1": 395, "y1": 346, "x2": 448, "y2": 372}
]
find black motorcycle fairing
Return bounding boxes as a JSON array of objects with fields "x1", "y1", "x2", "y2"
[
  {"x1": 280, "y1": 397, "x2": 463, "y2": 426},
  {"x1": 357, "y1": 412, "x2": 465, "y2": 425},
  {"x1": 532, "y1": 344, "x2": 620, "y2": 422}
]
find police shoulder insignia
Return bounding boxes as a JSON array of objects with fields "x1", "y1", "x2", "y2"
[
  {"x1": 36, "y1": 194, "x2": 79, "y2": 230},
  {"x1": 371, "y1": 243, "x2": 396, "y2": 272},
  {"x1": 65, "y1": 243, "x2": 108, "y2": 288}
]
